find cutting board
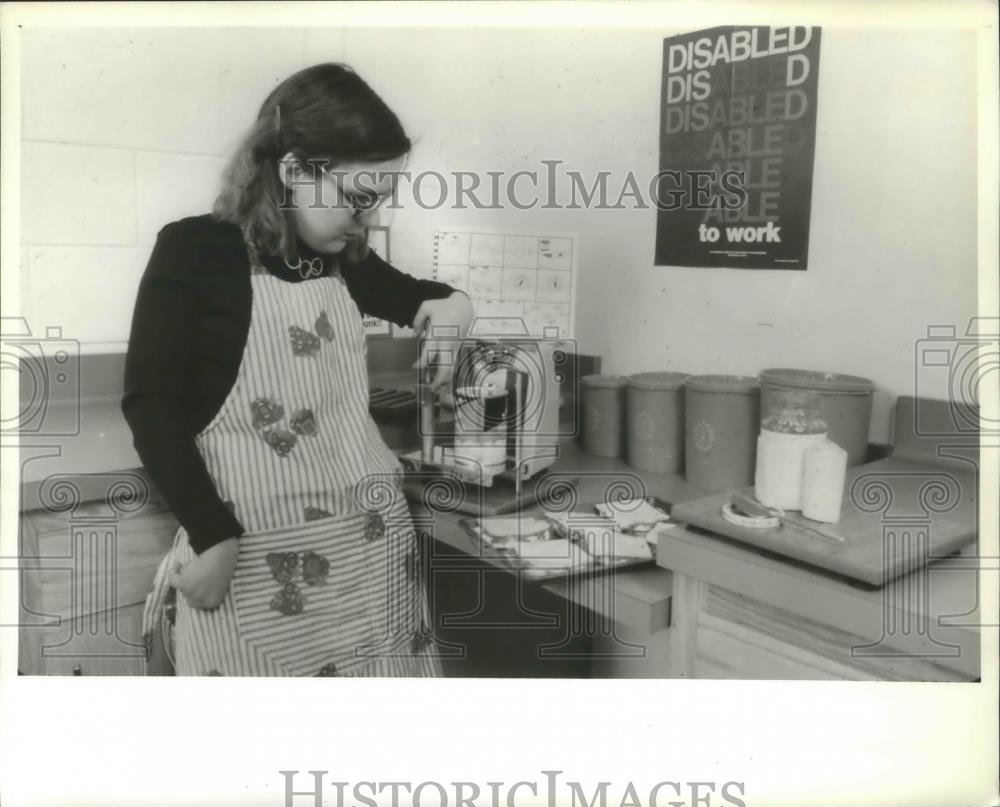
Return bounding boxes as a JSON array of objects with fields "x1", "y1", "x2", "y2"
[{"x1": 670, "y1": 456, "x2": 977, "y2": 587}]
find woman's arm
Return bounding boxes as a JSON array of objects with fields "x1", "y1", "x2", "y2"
[
  {"x1": 122, "y1": 223, "x2": 244, "y2": 555},
  {"x1": 340, "y1": 245, "x2": 475, "y2": 389},
  {"x1": 339, "y1": 247, "x2": 456, "y2": 327}
]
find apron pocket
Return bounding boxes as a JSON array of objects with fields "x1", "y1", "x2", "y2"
[{"x1": 231, "y1": 512, "x2": 384, "y2": 676}]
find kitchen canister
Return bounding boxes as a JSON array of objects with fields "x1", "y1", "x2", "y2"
[
  {"x1": 580, "y1": 374, "x2": 627, "y2": 457},
  {"x1": 625, "y1": 372, "x2": 689, "y2": 473},
  {"x1": 684, "y1": 375, "x2": 761, "y2": 491},
  {"x1": 759, "y1": 368, "x2": 875, "y2": 467}
]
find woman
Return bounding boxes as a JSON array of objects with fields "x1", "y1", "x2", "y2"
[{"x1": 125, "y1": 63, "x2": 473, "y2": 676}]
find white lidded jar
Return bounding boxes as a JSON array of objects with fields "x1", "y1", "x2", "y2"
[
  {"x1": 754, "y1": 388, "x2": 827, "y2": 510},
  {"x1": 801, "y1": 438, "x2": 849, "y2": 523}
]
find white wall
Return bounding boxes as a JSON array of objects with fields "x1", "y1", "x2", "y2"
[
  {"x1": 353, "y1": 27, "x2": 979, "y2": 443},
  {"x1": 18, "y1": 26, "x2": 317, "y2": 350},
  {"x1": 17, "y1": 26, "x2": 980, "y2": 441}
]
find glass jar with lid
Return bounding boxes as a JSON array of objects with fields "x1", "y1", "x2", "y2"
[{"x1": 761, "y1": 388, "x2": 828, "y2": 435}]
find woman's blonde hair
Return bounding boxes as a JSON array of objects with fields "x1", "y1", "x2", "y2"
[{"x1": 213, "y1": 63, "x2": 410, "y2": 263}]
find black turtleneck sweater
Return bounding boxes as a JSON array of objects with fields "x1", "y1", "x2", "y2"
[{"x1": 122, "y1": 214, "x2": 455, "y2": 554}]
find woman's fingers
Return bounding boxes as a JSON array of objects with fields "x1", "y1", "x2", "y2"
[
  {"x1": 430, "y1": 355, "x2": 453, "y2": 390},
  {"x1": 414, "y1": 341, "x2": 431, "y2": 377},
  {"x1": 167, "y1": 561, "x2": 184, "y2": 590},
  {"x1": 418, "y1": 342, "x2": 455, "y2": 390},
  {"x1": 169, "y1": 562, "x2": 198, "y2": 607},
  {"x1": 167, "y1": 560, "x2": 207, "y2": 608},
  {"x1": 164, "y1": 543, "x2": 236, "y2": 610},
  {"x1": 415, "y1": 340, "x2": 446, "y2": 385},
  {"x1": 412, "y1": 309, "x2": 431, "y2": 337},
  {"x1": 412, "y1": 296, "x2": 469, "y2": 388},
  {"x1": 411, "y1": 304, "x2": 431, "y2": 374}
]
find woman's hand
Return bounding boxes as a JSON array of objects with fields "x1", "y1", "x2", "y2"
[
  {"x1": 412, "y1": 291, "x2": 475, "y2": 391},
  {"x1": 168, "y1": 537, "x2": 240, "y2": 610}
]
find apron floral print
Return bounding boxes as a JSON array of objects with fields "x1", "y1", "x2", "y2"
[{"x1": 142, "y1": 234, "x2": 440, "y2": 677}]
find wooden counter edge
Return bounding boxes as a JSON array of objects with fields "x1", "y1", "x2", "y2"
[{"x1": 656, "y1": 524, "x2": 980, "y2": 678}]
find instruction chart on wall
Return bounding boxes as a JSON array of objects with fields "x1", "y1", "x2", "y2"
[{"x1": 433, "y1": 229, "x2": 577, "y2": 338}]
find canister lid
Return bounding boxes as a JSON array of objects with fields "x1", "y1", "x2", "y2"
[
  {"x1": 759, "y1": 368, "x2": 875, "y2": 394},
  {"x1": 684, "y1": 374, "x2": 760, "y2": 395},
  {"x1": 581, "y1": 374, "x2": 627, "y2": 389},
  {"x1": 626, "y1": 371, "x2": 690, "y2": 391}
]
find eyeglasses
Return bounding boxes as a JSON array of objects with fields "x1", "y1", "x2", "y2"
[{"x1": 320, "y1": 166, "x2": 394, "y2": 219}]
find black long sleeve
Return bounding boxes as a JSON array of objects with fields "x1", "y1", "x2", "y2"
[
  {"x1": 122, "y1": 221, "x2": 246, "y2": 554},
  {"x1": 122, "y1": 215, "x2": 456, "y2": 554},
  {"x1": 341, "y1": 248, "x2": 454, "y2": 327}
]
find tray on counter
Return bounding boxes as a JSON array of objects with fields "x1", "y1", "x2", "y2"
[{"x1": 458, "y1": 497, "x2": 671, "y2": 582}]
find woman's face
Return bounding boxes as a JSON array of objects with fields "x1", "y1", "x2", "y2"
[{"x1": 280, "y1": 154, "x2": 404, "y2": 254}]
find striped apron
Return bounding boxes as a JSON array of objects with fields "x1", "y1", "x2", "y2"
[{"x1": 142, "y1": 238, "x2": 441, "y2": 677}]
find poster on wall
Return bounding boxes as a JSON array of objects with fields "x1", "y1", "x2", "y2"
[{"x1": 654, "y1": 26, "x2": 821, "y2": 269}]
